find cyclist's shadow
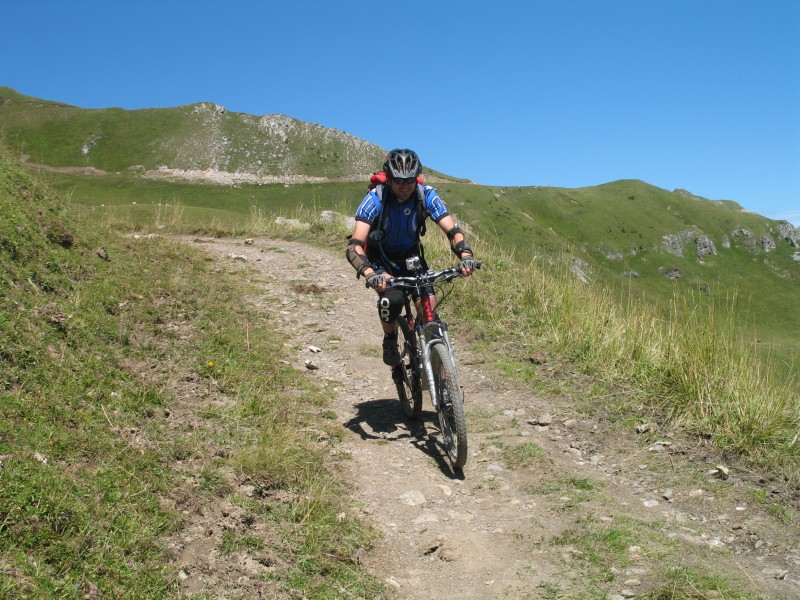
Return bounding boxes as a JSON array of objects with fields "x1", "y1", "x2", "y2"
[{"x1": 344, "y1": 398, "x2": 464, "y2": 479}]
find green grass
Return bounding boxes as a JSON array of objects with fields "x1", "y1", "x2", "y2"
[
  {"x1": 0, "y1": 143, "x2": 380, "y2": 598},
  {"x1": 553, "y1": 517, "x2": 640, "y2": 582},
  {"x1": 43, "y1": 169, "x2": 800, "y2": 388},
  {"x1": 437, "y1": 230, "x2": 800, "y2": 484},
  {"x1": 501, "y1": 442, "x2": 547, "y2": 469},
  {"x1": 522, "y1": 476, "x2": 606, "y2": 514},
  {"x1": 47, "y1": 171, "x2": 796, "y2": 485},
  {"x1": 642, "y1": 566, "x2": 768, "y2": 600},
  {"x1": 551, "y1": 516, "x2": 768, "y2": 599},
  {"x1": 443, "y1": 180, "x2": 800, "y2": 381}
]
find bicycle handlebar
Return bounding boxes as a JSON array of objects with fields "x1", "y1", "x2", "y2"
[{"x1": 384, "y1": 262, "x2": 482, "y2": 291}]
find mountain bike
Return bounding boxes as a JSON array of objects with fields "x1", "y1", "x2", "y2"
[{"x1": 382, "y1": 256, "x2": 480, "y2": 470}]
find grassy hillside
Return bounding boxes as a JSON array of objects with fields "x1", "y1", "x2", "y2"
[
  {"x1": 0, "y1": 144, "x2": 378, "y2": 597},
  {"x1": 0, "y1": 86, "x2": 388, "y2": 177},
  {"x1": 37, "y1": 165, "x2": 797, "y2": 486},
  {"x1": 41, "y1": 171, "x2": 366, "y2": 229},
  {"x1": 3, "y1": 85, "x2": 797, "y2": 375},
  {"x1": 39, "y1": 168, "x2": 800, "y2": 381},
  {"x1": 437, "y1": 179, "x2": 800, "y2": 372}
]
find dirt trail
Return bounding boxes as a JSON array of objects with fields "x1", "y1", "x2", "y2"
[{"x1": 180, "y1": 236, "x2": 799, "y2": 599}]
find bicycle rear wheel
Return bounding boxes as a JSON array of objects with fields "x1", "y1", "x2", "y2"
[
  {"x1": 430, "y1": 343, "x2": 467, "y2": 469},
  {"x1": 394, "y1": 317, "x2": 423, "y2": 420}
]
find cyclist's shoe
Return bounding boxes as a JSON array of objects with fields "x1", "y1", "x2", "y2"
[{"x1": 382, "y1": 334, "x2": 401, "y2": 366}]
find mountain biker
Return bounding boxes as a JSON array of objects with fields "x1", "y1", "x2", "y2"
[{"x1": 346, "y1": 148, "x2": 479, "y2": 366}]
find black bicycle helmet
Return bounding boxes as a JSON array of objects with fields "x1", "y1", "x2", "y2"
[{"x1": 383, "y1": 149, "x2": 423, "y2": 179}]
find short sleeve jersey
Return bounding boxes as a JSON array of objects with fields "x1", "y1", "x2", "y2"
[{"x1": 354, "y1": 184, "x2": 449, "y2": 256}]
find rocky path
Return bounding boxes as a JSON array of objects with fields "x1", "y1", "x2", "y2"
[{"x1": 184, "y1": 236, "x2": 799, "y2": 599}]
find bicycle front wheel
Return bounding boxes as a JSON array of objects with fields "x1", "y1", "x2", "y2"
[
  {"x1": 395, "y1": 317, "x2": 423, "y2": 420},
  {"x1": 430, "y1": 343, "x2": 467, "y2": 469}
]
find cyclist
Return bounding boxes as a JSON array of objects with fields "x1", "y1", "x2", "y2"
[{"x1": 346, "y1": 148, "x2": 479, "y2": 366}]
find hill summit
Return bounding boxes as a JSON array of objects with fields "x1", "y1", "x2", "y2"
[{"x1": 0, "y1": 86, "x2": 421, "y2": 184}]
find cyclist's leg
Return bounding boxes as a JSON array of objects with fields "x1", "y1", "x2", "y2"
[{"x1": 378, "y1": 288, "x2": 404, "y2": 365}]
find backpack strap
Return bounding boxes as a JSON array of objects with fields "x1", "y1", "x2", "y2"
[
  {"x1": 374, "y1": 184, "x2": 388, "y2": 232},
  {"x1": 369, "y1": 185, "x2": 395, "y2": 271},
  {"x1": 416, "y1": 184, "x2": 427, "y2": 237}
]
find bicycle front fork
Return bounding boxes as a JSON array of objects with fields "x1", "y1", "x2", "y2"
[{"x1": 420, "y1": 331, "x2": 457, "y2": 410}]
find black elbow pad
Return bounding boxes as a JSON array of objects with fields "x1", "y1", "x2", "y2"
[{"x1": 346, "y1": 239, "x2": 370, "y2": 277}]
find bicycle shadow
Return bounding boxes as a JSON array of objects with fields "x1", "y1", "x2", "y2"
[{"x1": 344, "y1": 398, "x2": 465, "y2": 479}]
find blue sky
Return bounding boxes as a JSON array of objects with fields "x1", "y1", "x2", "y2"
[{"x1": 4, "y1": 1, "x2": 799, "y2": 225}]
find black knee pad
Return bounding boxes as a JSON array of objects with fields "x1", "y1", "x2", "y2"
[{"x1": 377, "y1": 289, "x2": 404, "y2": 323}]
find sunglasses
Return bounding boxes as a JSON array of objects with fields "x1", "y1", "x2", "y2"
[{"x1": 392, "y1": 177, "x2": 416, "y2": 185}]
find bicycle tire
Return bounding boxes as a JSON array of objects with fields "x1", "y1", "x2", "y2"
[
  {"x1": 395, "y1": 317, "x2": 423, "y2": 420},
  {"x1": 430, "y1": 343, "x2": 467, "y2": 469}
]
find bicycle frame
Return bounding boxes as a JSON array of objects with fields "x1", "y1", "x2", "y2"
[{"x1": 391, "y1": 259, "x2": 464, "y2": 410}]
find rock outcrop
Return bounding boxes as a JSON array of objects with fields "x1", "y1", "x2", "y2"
[
  {"x1": 661, "y1": 230, "x2": 695, "y2": 257},
  {"x1": 776, "y1": 222, "x2": 799, "y2": 248},
  {"x1": 695, "y1": 235, "x2": 717, "y2": 260}
]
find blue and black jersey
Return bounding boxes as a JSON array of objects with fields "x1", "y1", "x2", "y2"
[{"x1": 355, "y1": 184, "x2": 449, "y2": 257}]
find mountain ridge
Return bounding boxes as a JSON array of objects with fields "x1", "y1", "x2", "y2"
[
  {"x1": 2, "y1": 86, "x2": 793, "y2": 224},
  {"x1": 0, "y1": 86, "x2": 468, "y2": 186}
]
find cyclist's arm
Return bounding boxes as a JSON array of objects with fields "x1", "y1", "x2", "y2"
[
  {"x1": 347, "y1": 221, "x2": 374, "y2": 276},
  {"x1": 346, "y1": 221, "x2": 391, "y2": 291},
  {"x1": 437, "y1": 215, "x2": 472, "y2": 257},
  {"x1": 436, "y1": 215, "x2": 477, "y2": 276}
]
